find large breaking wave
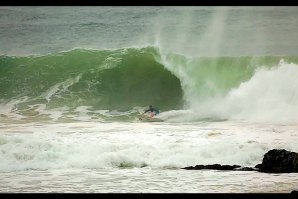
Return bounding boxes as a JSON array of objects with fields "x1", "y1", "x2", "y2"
[{"x1": 1, "y1": 46, "x2": 298, "y2": 123}]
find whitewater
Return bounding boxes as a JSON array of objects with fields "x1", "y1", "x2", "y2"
[{"x1": 0, "y1": 6, "x2": 298, "y2": 193}]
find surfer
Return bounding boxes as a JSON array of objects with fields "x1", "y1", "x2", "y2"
[{"x1": 143, "y1": 105, "x2": 160, "y2": 118}]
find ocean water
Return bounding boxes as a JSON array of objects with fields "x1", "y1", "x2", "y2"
[{"x1": 1, "y1": 6, "x2": 298, "y2": 193}]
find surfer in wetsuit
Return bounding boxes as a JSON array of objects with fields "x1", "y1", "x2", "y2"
[{"x1": 143, "y1": 105, "x2": 160, "y2": 118}]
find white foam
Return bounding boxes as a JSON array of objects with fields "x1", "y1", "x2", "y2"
[
  {"x1": 24, "y1": 104, "x2": 69, "y2": 121},
  {"x1": 0, "y1": 97, "x2": 29, "y2": 119},
  {"x1": 199, "y1": 60, "x2": 298, "y2": 124},
  {"x1": 160, "y1": 55, "x2": 298, "y2": 124},
  {"x1": 1, "y1": 121, "x2": 297, "y2": 172}
]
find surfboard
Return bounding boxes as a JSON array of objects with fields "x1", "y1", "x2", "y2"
[{"x1": 138, "y1": 114, "x2": 164, "y2": 122}]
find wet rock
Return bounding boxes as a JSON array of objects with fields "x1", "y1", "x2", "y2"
[
  {"x1": 257, "y1": 149, "x2": 298, "y2": 173},
  {"x1": 182, "y1": 164, "x2": 242, "y2": 171},
  {"x1": 182, "y1": 149, "x2": 298, "y2": 173}
]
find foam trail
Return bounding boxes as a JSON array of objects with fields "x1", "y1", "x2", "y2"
[
  {"x1": 40, "y1": 74, "x2": 82, "y2": 102},
  {"x1": 0, "y1": 97, "x2": 29, "y2": 120}
]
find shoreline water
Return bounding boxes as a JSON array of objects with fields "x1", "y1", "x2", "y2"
[{"x1": 1, "y1": 120, "x2": 298, "y2": 192}]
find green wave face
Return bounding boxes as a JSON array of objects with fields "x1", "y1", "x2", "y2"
[
  {"x1": 0, "y1": 47, "x2": 183, "y2": 112},
  {"x1": 1, "y1": 46, "x2": 298, "y2": 122}
]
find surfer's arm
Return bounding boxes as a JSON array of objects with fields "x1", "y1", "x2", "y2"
[{"x1": 143, "y1": 109, "x2": 149, "y2": 114}]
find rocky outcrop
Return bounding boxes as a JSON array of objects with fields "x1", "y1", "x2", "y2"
[
  {"x1": 182, "y1": 164, "x2": 257, "y2": 171},
  {"x1": 182, "y1": 164, "x2": 241, "y2": 170},
  {"x1": 257, "y1": 149, "x2": 298, "y2": 173},
  {"x1": 182, "y1": 149, "x2": 298, "y2": 173}
]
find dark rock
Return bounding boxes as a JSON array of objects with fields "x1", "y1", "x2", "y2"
[
  {"x1": 182, "y1": 149, "x2": 298, "y2": 173},
  {"x1": 235, "y1": 167, "x2": 258, "y2": 171},
  {"x1": 255, "y1": 164, "x2": 262, "y2": 169},
  {"x1": 194, "y1": 165, "x2": 205, "y2": 170},
  {"x1": 182, "y1": 164, "x2": 242, "y2": 171},
  {"x1": 257, "y1": 149, "x2": 298, "y2": 173}
]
